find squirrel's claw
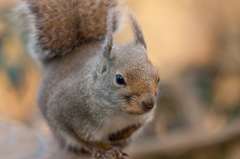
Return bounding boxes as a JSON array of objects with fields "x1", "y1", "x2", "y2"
[
  {"x1": 92, "y1": 147, "x2": 128, "y2": 159},
  {"x1": 122, "y1": 152, "x2": 129, "y2": 157}
]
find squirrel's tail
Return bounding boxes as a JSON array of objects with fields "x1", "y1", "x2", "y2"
[{"x1": 15, "y1": 0, "x2": 120, "y2": 67}]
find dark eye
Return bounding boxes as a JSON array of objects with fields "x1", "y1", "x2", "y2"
[
  {"x1": 116, "y1": 75, "x2": 126, "y2": 85},
  {"x1": 157, "y1": 77, "x2": 160, "y2": 83}
]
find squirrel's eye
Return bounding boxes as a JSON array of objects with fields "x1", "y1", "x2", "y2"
[
  {"x1": 116, "y1": 75, "x2": 126, "y2": 85},
  {"x1": 157, "y1": 77, "x2": 160, "y2": 83}
]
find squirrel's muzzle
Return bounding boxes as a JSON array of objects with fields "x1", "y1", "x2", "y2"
[{"x1": 141, "y1": 94, "x2": 155, "y2": 111}]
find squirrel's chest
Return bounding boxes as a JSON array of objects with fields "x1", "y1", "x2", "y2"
[{"x1": 94, "y1": 112, "x2": 154, "y2": 142}]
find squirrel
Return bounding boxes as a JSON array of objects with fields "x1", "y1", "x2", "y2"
[{"x1": 16, "y1": 0, "x2": 159, "y2": 158}]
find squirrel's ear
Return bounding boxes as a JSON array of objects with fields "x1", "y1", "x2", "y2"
[
  {"x1": 100, "y1": 9, "x2": 115, "y2": 74},
  {"x1": 127, "y1": 9, "x2": 147, "y2": 50},
  {"x1": 102, "y1": 9, "x2": 114, "y2": 59}
]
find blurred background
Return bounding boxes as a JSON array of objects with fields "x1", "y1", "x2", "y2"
[{"x1": 0, "y1": 0, "x2": 240, "y2": 159}]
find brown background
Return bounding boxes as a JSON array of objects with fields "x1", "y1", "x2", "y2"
[{"x1": 0, "y1": 0, "x2": 240, "y2": 158}]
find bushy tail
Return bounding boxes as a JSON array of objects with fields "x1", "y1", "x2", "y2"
[{"x1": 15, "y1": 0, "x2": 120, "y2": 67}]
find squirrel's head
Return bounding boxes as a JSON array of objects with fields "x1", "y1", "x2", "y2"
[{"x1": 94, "y1": 9, "x2": 159, "y2": 115}]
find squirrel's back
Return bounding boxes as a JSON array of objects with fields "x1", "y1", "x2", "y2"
[{"x1": 16, "y1": 0, "x2": 120, "y2": 67}]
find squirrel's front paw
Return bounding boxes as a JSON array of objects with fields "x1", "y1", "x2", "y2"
[{"x1": 92, "y1": 147, "x2": 129, "y2": 159}]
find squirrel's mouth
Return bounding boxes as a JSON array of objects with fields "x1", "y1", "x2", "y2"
[
  {"x1": 126, "y1": 111, "x2": 145, "y2": 116},
  {"x1": 121, "y1": 103, "x2": 155, "y2": 116}
]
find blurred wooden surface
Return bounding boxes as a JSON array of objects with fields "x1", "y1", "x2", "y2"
[
  {"x1": 0, "y1": 121, "x2": 91, "y2": 159},
  {"x1": 1, "y1": 120, "x2": 240, "y2": 159}
]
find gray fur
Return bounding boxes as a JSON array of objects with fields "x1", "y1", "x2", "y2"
[{"x1": 17, "y1": 0, "x2": 159, "y2": 158}]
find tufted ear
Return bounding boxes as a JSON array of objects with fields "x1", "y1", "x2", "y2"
[
  {"x1": 102, "y1": 8, "x2": 115, "y2": 59},
  {"x1": 127, "y1": 9, "x2": 147, "y2": 49},
  {"x1": 100, "y1": 9, "x2": 116, "y2": 74}
]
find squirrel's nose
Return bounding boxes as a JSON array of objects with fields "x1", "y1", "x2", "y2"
[{"x1": 142, "y1": 94, "x2": 155, "y2": 110}]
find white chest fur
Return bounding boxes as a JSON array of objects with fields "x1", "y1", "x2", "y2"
[{"x1": 93, "y1": 111, "x2": 155, "y2": 142}]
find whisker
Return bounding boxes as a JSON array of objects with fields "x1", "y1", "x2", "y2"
[{"x1": 156, "y1": 55, "x2": 181, "y2": 71}]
